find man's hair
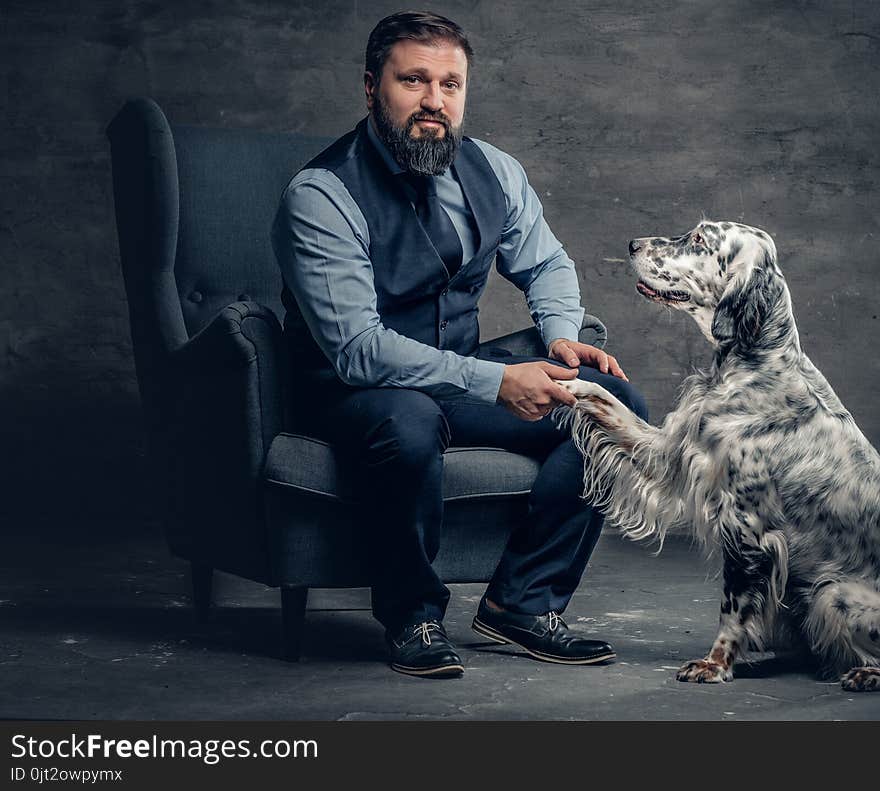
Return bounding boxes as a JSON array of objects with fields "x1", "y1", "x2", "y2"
[{"x1": 365, "y1": 11, "x2": 474, "y2": 81}]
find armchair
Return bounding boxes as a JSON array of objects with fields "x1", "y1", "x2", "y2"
[{"x1": 105, "y1": 97, "x2": 608, "y2": 660}]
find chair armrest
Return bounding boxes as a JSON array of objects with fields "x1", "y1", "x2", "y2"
[
  {"x1": 161, "y1": 300, "x2": 284, "y2": 581},
  {"x1": 478, "y1": 313, "x2": 609, "y2": 357},
  {"x1": 168, "y1": 300, "x2": 284, "y2": 477},
  {"x1": 579, "y1": 314, "x2": 608, "y2": 349}
]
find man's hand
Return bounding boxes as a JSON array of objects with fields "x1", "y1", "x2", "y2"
[
  {"x1": 497, "y1": 361, "x2": 579, "y2": 421},
  {"x1": 547, "y1": 338, "x2": 629, "y2": 381}
]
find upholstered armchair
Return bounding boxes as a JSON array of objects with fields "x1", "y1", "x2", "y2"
[{"x1": 105, "y1": 97, "x2": 608, "y2": 660}]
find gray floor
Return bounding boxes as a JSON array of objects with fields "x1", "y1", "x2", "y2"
[{"x1": 2, "y1": 522, "x2": 878, "y2": 721}]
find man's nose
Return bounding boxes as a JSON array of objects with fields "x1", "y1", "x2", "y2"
[
  {"x1": 421, "y1": 82, "x2": 444, "y2": 111},
  {"x1": 629, "y1": 239, "x2": 642, "y2": 255}
]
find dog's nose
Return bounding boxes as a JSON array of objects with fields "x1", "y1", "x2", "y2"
[{"x1": 629, "y1": 240, "x2": 642, "y2": 255}]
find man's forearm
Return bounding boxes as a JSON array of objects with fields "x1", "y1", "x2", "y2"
[
  {"x1": 480, "y1": 142, "x2": 585, "y2": 349},
  {"x1": 332, "y1": 322, "x2": 506, "y2": 403},
  {"x1": 522, "y1": 248, "x2": 585, "y2": 349}
]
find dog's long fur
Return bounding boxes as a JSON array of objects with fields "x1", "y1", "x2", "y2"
[{"x1": 556, "y1": 221, "x2": 880, "y2": 691}]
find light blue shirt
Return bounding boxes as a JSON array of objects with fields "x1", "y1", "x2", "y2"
[{"x1": 271, "y1": 117, "x2": 585, "y2": 404}]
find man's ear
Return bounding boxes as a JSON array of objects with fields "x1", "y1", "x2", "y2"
[{"x1": 364, "y1": 71, "x2": 377, "y2": 110}]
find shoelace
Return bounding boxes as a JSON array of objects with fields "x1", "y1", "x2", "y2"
[
  {"x1": 413, "y1": 621, "x2": 441, "y2": 646},
  {"x1": 548, "y1": 612, "x2": 562, "y2": 632}
]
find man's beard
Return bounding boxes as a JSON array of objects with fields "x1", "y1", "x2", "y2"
[{"x1": 373, "y1": 94, "x2": 463, "y2": 176}]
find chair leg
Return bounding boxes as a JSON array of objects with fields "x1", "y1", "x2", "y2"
[
  {"x1": 191, "y1": 561, "x2": 213, "y2": 622},
  {"x1": 281, "y1": 586, "x2": 308, "y2": 662}
]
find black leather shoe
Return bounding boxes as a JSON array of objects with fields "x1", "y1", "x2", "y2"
[
  {"x1": 472, "y1": 599, "x2": 615, "y2": 665},
  {"x1": 387, "y1": 621, "x2": 464, "y2": 678}
]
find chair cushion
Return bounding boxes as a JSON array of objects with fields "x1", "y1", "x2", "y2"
[
  {"x1": 263, "y1": 432, "x2": 543, "y2": 586},
  {"x1": 263, "y1": 432, "x2": 541, "y2": 502}
]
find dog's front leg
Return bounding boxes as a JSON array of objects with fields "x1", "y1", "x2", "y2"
[
  {"x1": 556, "y1": 378, "x2": 688, "y2": 541},
  {"x1": 557, "y1": 379, "x2": 654, "y2": 451},
  {"x1": 677, "y1": 526, "x2": 788, "y2": 684}
]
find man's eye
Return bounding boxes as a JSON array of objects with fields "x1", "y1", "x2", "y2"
[
  {"x1": 444, "y1": 82, "x2": 459, "y2": 90},
  {"x1": 404, "y1": 75, "x2": 421, "y2": 84}
]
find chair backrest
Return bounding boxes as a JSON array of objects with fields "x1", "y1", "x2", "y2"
[
  {"x1": 107, "y1": 97, "x2": 332, "y2": 347},
  {"x1": 106, "y1": 98, "x2": 333, "y2": 489},
  {"x1": 171, "y1": 122, "x2": 332, "y2": 338}
]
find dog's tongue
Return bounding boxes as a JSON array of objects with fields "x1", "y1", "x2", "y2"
[{"x1": 636, "y1": 281, "x2": 659, "y2": 298}]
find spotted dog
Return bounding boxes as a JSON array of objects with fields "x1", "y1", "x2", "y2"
[{"x1": 556, "y1": 220, "x2": 880, "y2": 691}]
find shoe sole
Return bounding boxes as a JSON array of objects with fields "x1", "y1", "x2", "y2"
[
  {"x1": 472, "y1": 617, "x2": 616, "y2": 666},
  {"x1": 390, "y1": 662, "x2": 464, "y2": 678}
]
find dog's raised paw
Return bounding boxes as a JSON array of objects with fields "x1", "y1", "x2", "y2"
[
  {"x1": 676, "y1": 658, "x2": 731, "y2": 684},
  {"x1": 841, "y1": 667, "x2": 880, "y2": 692},
  {"x1": 558, "y1": 379, "x2": 616, "y2": 410},
  {"x1": 558, "y1": 379, "x2": 601, "y2": 399}
]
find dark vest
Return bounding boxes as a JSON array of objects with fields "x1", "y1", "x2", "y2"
[{"x1": 281, "y1": 118, "x2": 507, "y2": 377}]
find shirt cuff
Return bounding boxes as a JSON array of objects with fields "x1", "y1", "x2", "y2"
[
  {"x1": 539, "y1": 317, "x2": 583, "y2": 351},
  {"x1": 466, "y1": 359, "x2": 507, "y2": 404}
]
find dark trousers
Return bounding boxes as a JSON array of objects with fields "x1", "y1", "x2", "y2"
[{"x1": 307, "y1": 356, "x2": 648, "y2": 635}]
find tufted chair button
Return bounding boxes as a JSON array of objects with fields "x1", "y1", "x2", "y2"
[
  {"x1": 188, "y1": 290, "x2": 203, "y2": 304},
  {"x1": 237, "y1": 293, "x2": 251, "y2": 301}
]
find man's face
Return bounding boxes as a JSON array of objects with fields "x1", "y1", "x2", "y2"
[{"x1": 365, "y1": 38, "x2": 468, "y2": 175}]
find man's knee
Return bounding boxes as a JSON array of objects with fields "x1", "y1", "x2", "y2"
[
  {"x1": 364, "y1": 392, "x2": 450, "y2": 467},
  {"x1": 578, "y1": 367, "x2": 649, "y2": 422},
  {"x1": 612, "y1": 380, "x2": 649, "y2": 422}
]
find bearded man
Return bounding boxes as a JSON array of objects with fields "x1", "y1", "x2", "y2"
[{"x1": 271, "y1": 11, "x2": 648, "y2": 677}]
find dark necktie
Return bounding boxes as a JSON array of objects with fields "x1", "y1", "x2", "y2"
[{"x1": 401, "y1": 173, "x2": 463, "y2": 279}]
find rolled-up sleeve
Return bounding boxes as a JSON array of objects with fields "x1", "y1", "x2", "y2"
[
  {"x1": 271, "y1": 169, "x2": 505, "y2": 403},
  {"x1": 473, "y1": 141, "x2": 585, "y2": 349}
]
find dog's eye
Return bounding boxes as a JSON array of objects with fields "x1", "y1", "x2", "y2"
[{"x1": 692, "y1": 233, "x2": 703, "y2": 246}]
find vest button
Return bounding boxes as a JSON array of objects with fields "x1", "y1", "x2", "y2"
[
  {"x1": 440, "y1": 320, "x2": 448, "y2": 331},
  {"x1": 188, "y1": 290, "x2": 203, "y2": 304}
]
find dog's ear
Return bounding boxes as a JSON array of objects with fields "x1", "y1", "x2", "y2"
[{"x1": 711, "y1": 248, "x2": 783, "y2": 350}]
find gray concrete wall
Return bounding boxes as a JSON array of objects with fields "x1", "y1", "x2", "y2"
[{"x1": 2, "y1": 1, "x2": 878, "y2": 520}]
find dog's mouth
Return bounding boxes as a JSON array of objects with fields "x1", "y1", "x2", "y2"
[{"x1": 636, "y1": 281, "x2": 691, "y2": 303}]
